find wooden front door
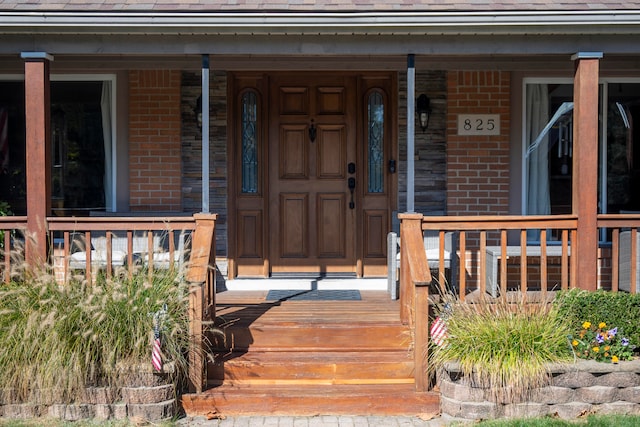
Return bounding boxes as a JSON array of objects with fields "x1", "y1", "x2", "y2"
[
  {"x1": 229, "y1": 72, "x2": 397, "y2": 279},
  {"x1": 269, "y1": 75, "x2": 357, "y2": 275}
]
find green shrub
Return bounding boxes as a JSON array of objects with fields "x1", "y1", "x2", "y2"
[
  {"x1": 429, "y1": 294, "x2": 573, "y2": 403},
  {"x1": 554, "y1": 289, "x2": 640, "y2": 353},
  {"x1": 0, "y1": 265, "x2": 191, "y2": 404}
]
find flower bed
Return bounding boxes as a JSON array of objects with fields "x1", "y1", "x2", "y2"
[{"x1": 439, "y1": 359, "x2": 640, "y2": 421}]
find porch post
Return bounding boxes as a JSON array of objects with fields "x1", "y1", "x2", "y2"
[
  {"x1": 406, "y1": 54, "x2": 416, "y2": 213},
  {"x1": 22, "y1": 52, "x2": 53, "y2": 266},
  {"x1": 571, "y1": 52, "x2": 602, "y2": 291},
  {"x1": 201, "y1": 54, "x2": 210, "y2": 213}
]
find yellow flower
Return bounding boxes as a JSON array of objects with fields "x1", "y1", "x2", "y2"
[
  {"x1": 612, "y1": 355, "x2": 619, "y2": 363},
  {"x1": 593, "y1": 346, "x2": 600, "y2": 353},
  {"x1": 582, "y1": 321, "x2": 591, "y2": 329},
  {"x1": 572, "y1": 340, "x2": 579, "y2": 347},
  {"x1": 599, "y1": 322, "x2": 607, "y2": 329},
  {"x1": 604, "y1": 346, "x2": 611, "y2": 351}
]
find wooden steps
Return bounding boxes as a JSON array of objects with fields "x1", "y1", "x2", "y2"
[{"x1": 181, "y1": 291, "x2": 439, "y2": 416}]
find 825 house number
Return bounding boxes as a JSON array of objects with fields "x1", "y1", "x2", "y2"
[{"x1": 457, "y1": 114, "x2": 500, "y2": 136}]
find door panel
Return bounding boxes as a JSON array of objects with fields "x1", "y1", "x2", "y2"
[
  {"x1": 280, "y1": 193, "x2": 308, "y2": 257},
  {"x1": 280, "y1": 126, "x2": 309, "y2": 179},
  {"x1": 317, "y1": 193, "x2": 347, "y2": 257}
]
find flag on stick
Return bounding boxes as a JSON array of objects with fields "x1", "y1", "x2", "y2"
[
  {"x1": 430, "y1": 303, "x2": 451, "y2": 346},
  {"x1": 152, "y1": 326, "x2": 163, "y2": 371}
]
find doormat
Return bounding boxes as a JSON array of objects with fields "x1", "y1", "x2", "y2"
[{"x1": 265, "y1": 289, "x2": 362, "y2": 301}]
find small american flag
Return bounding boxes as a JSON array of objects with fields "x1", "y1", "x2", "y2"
[
  {"x1": 430, "y1": 304, "x2": 451, "y2": 346},
  {"x1": 152, "y1": 324, "x2": 163, "y2": 371}
]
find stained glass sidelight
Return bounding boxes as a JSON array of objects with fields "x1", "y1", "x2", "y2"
[
  {"x1": 241, "y1": 91, "x2": 258, "y2": 193},
  {"x1": 368, "y1": 92, "x2": 384, "y2": 193}
]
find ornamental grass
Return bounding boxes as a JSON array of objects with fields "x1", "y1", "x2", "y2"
[
  {"x1": 0, "y1": 259, "x2": 191, "y2": 405},
  {"x1": 429, "y1": 293, "x2": 573, "y2": 403}
]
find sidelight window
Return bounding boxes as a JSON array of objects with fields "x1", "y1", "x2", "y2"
[
  {"x1": 367, "y1": 91, "x2": 385, "y2": 193},
  {"x1": 241, "y1": 90, "x2": 258, "y2": 194}
]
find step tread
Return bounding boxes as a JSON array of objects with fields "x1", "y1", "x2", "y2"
[{"x1": 181, "y1": 384, "x2": 439, "y2": 417}]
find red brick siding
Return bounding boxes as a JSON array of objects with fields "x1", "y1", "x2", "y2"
[
  {"x1": 128, "y1": 70, "x2": 182, "y2": 211},
  {"x1": 446, "y1": 71, "x2": 511, "y2": 216}
]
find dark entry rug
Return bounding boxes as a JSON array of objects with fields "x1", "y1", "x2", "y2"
[{"x1": 265, "y1": 289, "x2": 362, "y2": 301}]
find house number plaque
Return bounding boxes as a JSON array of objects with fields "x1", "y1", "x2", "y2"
[{"x1": 457, "y1": 114, "x2": 500, "y2": 136}]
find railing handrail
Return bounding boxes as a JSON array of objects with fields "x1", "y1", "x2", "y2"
[
  {"x1": 47, "y1": 216, "x2": 197, "y2": 231},
  {"x1": 420, "y1": 214, "x2": 578, "y2": 231},
  {"x1": 0, "y1": 216, "x2": 28, "y2": 229}
]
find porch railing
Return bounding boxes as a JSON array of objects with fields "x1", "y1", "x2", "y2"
[{"x1": 0, "y1": 215, "x2": 27, "y2": 283}]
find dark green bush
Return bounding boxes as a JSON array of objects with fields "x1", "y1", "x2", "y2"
[{"x1": 554, "y1": 289, "x2": 640, "y2": 350}]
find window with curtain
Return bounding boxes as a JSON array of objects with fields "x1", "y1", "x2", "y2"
[
  {"x1": 524, "y1": 81, "x2": 640, "y2": 239},
  {"x1": 0, "y1": 79, "x2": 114, "y2": 215}
]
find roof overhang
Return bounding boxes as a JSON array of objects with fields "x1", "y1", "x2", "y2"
[{"x1": 2, "y1": 10, "x2": 640, "y2": 36}]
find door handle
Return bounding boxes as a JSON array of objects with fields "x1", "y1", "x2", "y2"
[{"x1": 348, "y1": 177, "x2": 356, "y2": 209}]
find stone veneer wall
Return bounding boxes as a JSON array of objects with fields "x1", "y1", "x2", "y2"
[
  {"x1": 181, "y1": 71, "x2": 228, "y2": 261},
  {"x1": 439, "y1": 360, "x2": 640, "y2": 421},
  {"x1": 397, "y1": 70, "x2": 447, "y2": 216}
]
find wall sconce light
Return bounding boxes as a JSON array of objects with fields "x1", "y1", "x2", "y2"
[
  {"x1": 194, "y1": 95, "x2": 202, "y2": 130},
  {"x1": 416, "y1": 94, "x2": 431, "y2": 132}
]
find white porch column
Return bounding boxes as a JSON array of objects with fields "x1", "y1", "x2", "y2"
[
  {"x1": 407, "y1": 54, "x2": 416, "y2": 213},
  {"x1": 201, "y1": 54, "x2": 210, "y2": 213}
]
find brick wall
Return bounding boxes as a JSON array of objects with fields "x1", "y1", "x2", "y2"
[
  {"x1": 128, "y1": 70, "x2": 182, "y2": 211},
  {"x1": 446, "y1": 71, "x2": 511, "y2": 216}
]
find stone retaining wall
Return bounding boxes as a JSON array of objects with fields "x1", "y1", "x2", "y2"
[
  {"x1": 439, "y1": 360, "x2": 640, "y2": 421},
  {"x1": 0, "y1": 384, "x2": 176, "y2": 422},
  {"x1": 0, "y1": 366, "x2": 177, "y2": 422}
]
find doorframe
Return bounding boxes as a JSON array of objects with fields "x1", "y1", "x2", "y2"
[{"x1": 227, "y1": 71, "x2": 398, "y2": 279}]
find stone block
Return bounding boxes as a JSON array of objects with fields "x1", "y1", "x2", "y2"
[
  {"x1": 594, "y1": 372, "x2": 640, "y2": 388},
  {"x1": 48, "y1": 404, "x2": 95, "y2": 421},
  {"x1": 595, "y1": 401, "x2": 640, "y2": 416},
  {"x1": 549, "y1": 402, "x2": 594, "y2": 419},
  {"x1": 440, "y1": 395, "x2": 500, "y2": 420},
  {"x1": 127, "y1": 399, "x2": 176, "y2": 421},
  {"x1": 2, "y1": 404, "x2": 42, "y2": 418},
  {"x1": 94, "y1": 403, "x2": 128, "y2": 420},
  {"x1": 83, "y1": 387, "x2": 118, "y2": 404},
  {"x1": 502, "y1": 402, "x2": 549, "y2": 419},
  {"x1": 122, "y1": 384, "x2": 175, "y2": 404},
  {"x1": 531, "y1": 386, "x2": 575, "y2": 404},
  {"x1": 439, "y1": 378, "x2": 485, "y2": 402},
  {"x1": 619, "y1": 386, "x2": 640, "y2": 403},
  {"x1": 576, "y1": 386, "x2": 618, "y2": 404},
  {"x1": 552, "y1": 371, "x2": 596, "y2": 388}
]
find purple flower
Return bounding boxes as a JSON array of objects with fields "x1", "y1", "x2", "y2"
[
  {"x1": 608, "y1": 327, "x2": 618, "y2": 337},
  {"x1": 596, "y1": 334, "x2": 605, "y2": 344},
  {"x1": 622, "y1": 337, "x2": 630, "y2": 346}
]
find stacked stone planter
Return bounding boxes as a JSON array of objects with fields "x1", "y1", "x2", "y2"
[
  {"x1": 439, "y1": 359, "x2": 640, "y2": 421},
  {"x1": 0, "y1": 364, "x2": 177, "y2": 422}
]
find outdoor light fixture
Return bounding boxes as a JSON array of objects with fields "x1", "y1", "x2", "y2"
[
  {"x1": 416, "y1": 94, "x2": 431, "y2": 132},
  {"x1": 194, "y1": 95, "x2": 202, "y2": 130}
]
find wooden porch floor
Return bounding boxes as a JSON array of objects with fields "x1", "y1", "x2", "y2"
[{"x1": 181, "y1": 289, "x2": 440, "y2": 417}]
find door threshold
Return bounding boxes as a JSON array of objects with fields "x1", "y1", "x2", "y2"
[{"x1": 225, "y1": 277, "x2": 388, "y2": 291}]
